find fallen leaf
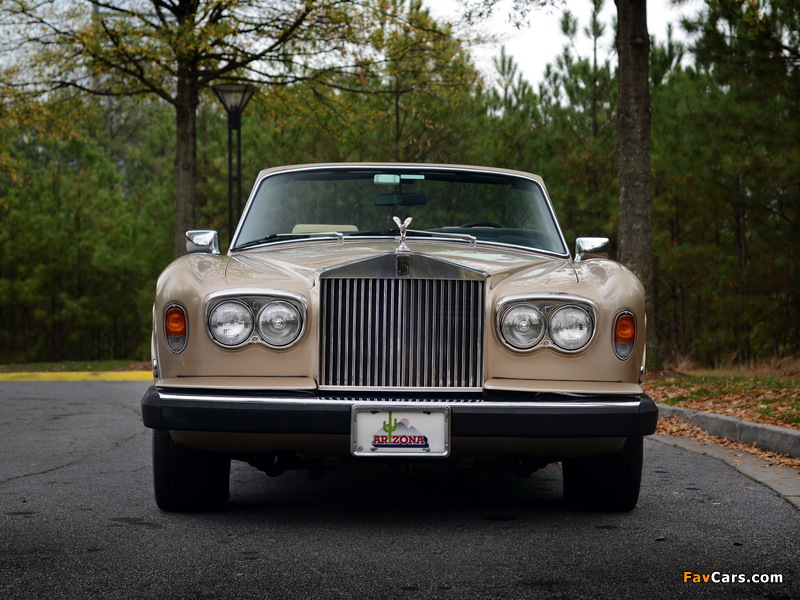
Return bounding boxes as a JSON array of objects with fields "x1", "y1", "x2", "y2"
[{"x1": 656, "y1": 414, "x2": 800, "y2": 472}]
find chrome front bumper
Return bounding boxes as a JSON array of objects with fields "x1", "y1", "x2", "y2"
[{"x1": 141, "y1": 386, "x2": 658, "y2": 439}]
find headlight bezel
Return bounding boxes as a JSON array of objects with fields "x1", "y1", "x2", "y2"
[
  {"x1": 496, "y1": 295, "x2": 598, "y2": 354},
  {"x1": 205, "y1": 289, "x2": 307, "y2": 350}
]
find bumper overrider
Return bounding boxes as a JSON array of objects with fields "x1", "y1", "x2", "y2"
[{"x1": 141, "y1": 386, "x2": 658, "y2": 439}]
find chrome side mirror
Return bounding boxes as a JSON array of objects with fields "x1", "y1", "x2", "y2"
[
  {"x1": 186, "y1": 230, "x2": 220, "y2": 255},
  {"x1": 575, "y1": 237, "x2": 609, "y2": 262}
]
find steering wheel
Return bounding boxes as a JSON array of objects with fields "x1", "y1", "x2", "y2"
[{"x1": 460, "y1": 220, "x2": 505, "y2": 228}]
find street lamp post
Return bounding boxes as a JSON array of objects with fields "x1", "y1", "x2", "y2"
[{"x1": 212, "y1": 82, "x2": 257, "y2": 246}]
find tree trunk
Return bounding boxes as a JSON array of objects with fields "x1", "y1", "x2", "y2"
[
  {"x1": 173, "y1": 79, "x2": 198, "y2": 257},
  {"x1": 615, "y1": 0, "x2": 657, "y2": 367}
]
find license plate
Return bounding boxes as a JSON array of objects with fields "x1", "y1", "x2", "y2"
[{"x1": 351, "y1": 406, "x2": 450, "y2": 457}]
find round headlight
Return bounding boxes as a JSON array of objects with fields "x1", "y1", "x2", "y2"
[
  {"x1": 500, "y1": 304, "x2": 546, "y2": 349},
  {"x1": 257, "y1": 301, "x2": 302, "y2": 347},
  {"x1": 208, "y1": 301, "x2": 253, "y2": 346},
  {"x1": 550, "y1": 305, "x2": 593, "y2": 351}
]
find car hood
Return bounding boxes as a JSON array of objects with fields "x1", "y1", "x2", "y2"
[{"x1": 226, "y1": 240, "x2": 577, "y2": 289}]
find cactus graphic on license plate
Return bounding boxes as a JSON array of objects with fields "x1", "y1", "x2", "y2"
[{"x1": 351, "y1": 406, "x2": 450, "y2": 457}]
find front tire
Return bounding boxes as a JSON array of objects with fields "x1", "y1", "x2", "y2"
[
  {"x1": 152, "y1": 429, "x2": 231, "y2": 512},
  {"x1": 562, "y1": 436, "x2": 643, "y2": 512}
]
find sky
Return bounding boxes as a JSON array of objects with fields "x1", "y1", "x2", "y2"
[{"x1": 425, "y1": 0, "x2": 705, "y2": 85}]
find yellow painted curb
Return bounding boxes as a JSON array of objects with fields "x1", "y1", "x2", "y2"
[{"x1": 0, "y1": 371, "x2": 153, "y2": 382}]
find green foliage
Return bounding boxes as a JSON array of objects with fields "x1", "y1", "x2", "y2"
[
  {"x1": 243, "y1": 1, "x2": 487, "y2": 166},
  {"x1": 0, "y1": 94, "x2": 172, "y2": 362},
  {"x1": 530, "y1": 1, "x2": 618, "y2": 248},
  {"x1": 652, "y1": 0, "x2": 800, "y2": 366},
  {"x1": 0, "y1": 0, "x2": 393, "y2": 256},
  {"x1": 473, "y1": 1, "x2": 619, "y2": 250}
]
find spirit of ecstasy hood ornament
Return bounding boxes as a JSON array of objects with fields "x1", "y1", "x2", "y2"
[{"x1": 393, "y1": 216, "x2": 412, "y2": 254}]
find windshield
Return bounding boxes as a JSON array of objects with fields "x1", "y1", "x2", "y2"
[{"x1": 233, "y1": 166, "x2": 568, "y2": 255}]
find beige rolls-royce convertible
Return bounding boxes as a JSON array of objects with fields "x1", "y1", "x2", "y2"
[{"x1": 141, "y1": 163, "x2": 657, "y2": 512}]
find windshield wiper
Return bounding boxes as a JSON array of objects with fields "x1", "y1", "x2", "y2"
[
  {"x1": 235, "y1": 228, "x2": 477, "y2": 251},
  {"x1": 408, "y1": 229, "x2": 477, "y2": 245},
  {"x1": 347, "y1": 229, "x2": 477, "y2": 246},
  {"x1": 234, "y1": 231, "x2": 344, "y2": 251}
]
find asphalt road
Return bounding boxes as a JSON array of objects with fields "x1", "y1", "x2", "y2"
[{"x1": 1, "y1": 381, "x2": 798, "y2": 600}]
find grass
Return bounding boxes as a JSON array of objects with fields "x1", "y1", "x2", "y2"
[{"x1": 645, "y1": 371, "x2": 800, "y2": 428}]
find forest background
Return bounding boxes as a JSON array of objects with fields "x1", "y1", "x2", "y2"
[{"x1": 0, "y1": 0, "x2": 797, "y2": 369}]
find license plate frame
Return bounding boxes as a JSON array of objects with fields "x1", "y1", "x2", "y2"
[{"x1": 351, "y1": 405, "x2": 450, "y2": 457}]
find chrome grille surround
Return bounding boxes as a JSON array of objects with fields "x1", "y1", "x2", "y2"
[{"x1": 319, "y1": 254, "x2": 486, "y2": 391}]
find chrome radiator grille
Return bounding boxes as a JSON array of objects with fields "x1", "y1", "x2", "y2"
[{"x1": 320, "y1": 278, "x2": 485, "y2": 389}]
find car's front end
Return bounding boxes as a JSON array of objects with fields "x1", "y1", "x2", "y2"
[{"x1": 142, "y1": 163, "x2": 657, "y2": 512}]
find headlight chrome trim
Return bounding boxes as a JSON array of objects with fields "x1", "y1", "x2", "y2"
[
  {"x1": 205, "y1": 289, "x2": 307, "y2": 350},
  {"x1": 495, "y1": 294, "x2": 597, "y2": 354}
]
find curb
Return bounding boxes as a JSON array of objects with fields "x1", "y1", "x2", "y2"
[{"x1": 658, "y1": 403, "x2": 800, "y2": 459}]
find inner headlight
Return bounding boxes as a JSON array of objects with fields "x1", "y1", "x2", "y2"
[
  {"x1": 208, "y1": 301, "x2": 253, "y2": 346},
  {"x1": 257, "y1": 301, "x2": 302, "y2": 347},
  {"x1": 549, "y1": 305, "x2": 593, "y2": 350},
  {"x1": 500, "y1": 304, "x2": 546, "y2": 349}
]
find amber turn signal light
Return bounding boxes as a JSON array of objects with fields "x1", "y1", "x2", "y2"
[
  {"x1": 613, "y1": 312, "x2": 636, "y2": 360},
  {"x1": 165, "y1": 305, "x2": 188, "y2": 353},
  {"x1": 614, "y1": 312, "x2": 636, "y2": 344},
  {"x1": 166, "y1": 305, "x2": 187, "y2": 337}
]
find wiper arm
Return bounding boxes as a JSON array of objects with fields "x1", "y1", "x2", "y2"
[
  {"x1": 407, "y1": 229, "x2": 477, "y2": 246},
  {"x1": 347, "y1": 229, "x2": 477, "y2": 246},
  {"x1": 235, "y1": 228, "x2": 476, "y2": 251},
  {"x1": 345, "y1": 229, "x2": 397, "y2": 237},
  {"x1": 233, "y1": 231, "x2": 344, "y2": 250}
]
